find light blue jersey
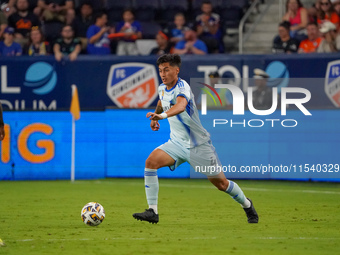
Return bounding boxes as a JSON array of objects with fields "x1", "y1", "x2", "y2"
[{"x1": 159, "y1": 77, "x2": 210, "y2": 148}]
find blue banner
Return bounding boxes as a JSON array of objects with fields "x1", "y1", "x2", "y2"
[
  {"x1": 1, "y1": 54, "x2": 340, "y2": 110},
  {"x1": 1, "y1": 109, "x2": 339, "y2": 181}
]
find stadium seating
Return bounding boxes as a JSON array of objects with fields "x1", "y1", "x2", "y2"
[
  {"x1": 133, "y1": 0, "x2": 160, "y2": 22},
  {"x1": 74, "y1": 0, "x2": 105, "y2": 11},
  {"x1": 159, "y1": 0, "x2": 189, "y2": 22},
  {"x1": 219, "y1": 6, "x2": 244, "y2": 29},
  {"x1": 43, "y1": 21, "x2": 64, "y2": 42},
  {"x1": 192, "y1": 0, "x2": 222, "y2": 10},
  {"x1": 27, "y1": 0, "x2": 38, "y2": 11},
  {"x1": 105, "y1": 0, "x2": 133, "y2": 10},
  {"x1": 220, "y1": 0, "x2": 250, "y2": 9},
  {"x1": 2, "y1": 0, "x2": 253, "y2": 53},
  {"x1": 140, "y1": 21, "x2": 162, "y2": 39}
]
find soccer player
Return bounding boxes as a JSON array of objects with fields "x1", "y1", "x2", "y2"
[
  {"x1": 0, "y1": 102, "x2": 5, "y2": 141},
  {"x1": 133, "y1": 54, "x2": 258, "y2": 224}
]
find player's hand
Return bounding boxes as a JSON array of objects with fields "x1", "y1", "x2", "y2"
[
  {"x1": 0, "y1": 126, "x2": 5, "y2": 141},
  {"x1": 150, "y1": 120, "x2": 160, "y2": 131},
  {"x1": 146, "y1": 112, "x2": 163, "y2": 121}
]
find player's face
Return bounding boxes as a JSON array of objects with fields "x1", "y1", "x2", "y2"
[{"x1": 158, "y1": 63, "x2": 179, "y2": 86}]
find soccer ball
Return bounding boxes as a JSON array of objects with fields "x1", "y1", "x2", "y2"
[{"x1": 81, "y1": 202, "x2": 105, "y2": 226}]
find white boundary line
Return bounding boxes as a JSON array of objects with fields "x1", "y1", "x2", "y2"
[
  {"x1": 6, "y1": 237, "x2": 218, "y2": 242},
  {"x1": 114, "y1": 181, "x2": 340, "y2": 195},
  {"x1": 6, "y1": 236, "x2": 340, "y2": 242}
]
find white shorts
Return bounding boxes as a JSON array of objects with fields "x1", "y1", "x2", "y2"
[{"x1": 157, "y1": 139, "x2": 222, "y2": 177}]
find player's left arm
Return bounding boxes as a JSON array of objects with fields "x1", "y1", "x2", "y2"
[{"x1": 147, "y1": 96, "x2": 187, "y2": 120}]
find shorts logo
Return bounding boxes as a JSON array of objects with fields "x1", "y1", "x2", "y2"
[
  {"x1": 107, "y1": 63, "x2": 159, "y2": 108},
  {"x1": 325, "y1": 60, "x2": 340, "y2": 107}
]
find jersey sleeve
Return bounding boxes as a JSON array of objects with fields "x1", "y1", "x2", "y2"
[{"x1": 175, "y1": 80, "x2": 191, "y2": 102}]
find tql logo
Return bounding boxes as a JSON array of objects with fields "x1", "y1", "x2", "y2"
[
  {"x1": 107, "y1": 63, "x2": 159, "y2": 108},
  {"x1": 325, "y1": 60, "x2": 340, "y2": 107}
]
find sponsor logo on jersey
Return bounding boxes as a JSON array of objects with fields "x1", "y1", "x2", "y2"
[
  {"x1": 325, "y1": 60, "x2": 340, "y2": 107},
  {"x1": 106, "y1": 63, "x2": 159, "y2": 108}
]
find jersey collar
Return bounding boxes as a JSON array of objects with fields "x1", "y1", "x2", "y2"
[{"x1": 165, "y1": 77, "x2": 181, "y2": 92}]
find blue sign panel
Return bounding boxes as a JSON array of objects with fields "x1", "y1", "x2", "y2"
[
  {"x1": 0, "y1": 109, "x2": 339, "y2": 181},
  {"x1": 1, "y1": 54, "x2": 340, "y2": 110}
]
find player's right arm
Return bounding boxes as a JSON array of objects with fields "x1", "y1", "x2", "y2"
[{"x1": 149, "y1": 100, "x2": 163, "y2": 131}]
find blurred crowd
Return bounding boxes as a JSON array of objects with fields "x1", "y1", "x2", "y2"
[
  {"x1": 1, "y1": 0, "x2": 340, "y2": 60},
  {"x1": 273, "y1": 0, "x2": 340, "y2": 53},
  {"x1": 0, "y1": 0, "x2": 250, "y2": 60}
]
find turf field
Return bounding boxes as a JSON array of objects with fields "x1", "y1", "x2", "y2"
[{"x1": 0, "y1": 179, "x2": 340, "y2": 255}]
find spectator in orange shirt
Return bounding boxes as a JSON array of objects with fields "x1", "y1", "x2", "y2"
[
  {"x1": 298, "y1": 22, "x2": 323, "y2": 53},
  {"x1": 317, "y1": 0, "x2": 339, "y2": 28}
]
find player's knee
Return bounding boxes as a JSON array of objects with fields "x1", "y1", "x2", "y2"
[
  {"x1": 145, "y1": 156, "x2": 160, "y2": 169},
  {"x1": 216, "y1": 179, "x2": 229, "y2": 191}
]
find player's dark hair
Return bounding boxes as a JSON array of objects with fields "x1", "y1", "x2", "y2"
[{"x1": 157, "y1": 54, "x2": 182, "y2": 68}]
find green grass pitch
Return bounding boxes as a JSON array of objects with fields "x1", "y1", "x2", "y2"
[{"x1": 1, "y1": 179, "x2": 340, "y2": 255}]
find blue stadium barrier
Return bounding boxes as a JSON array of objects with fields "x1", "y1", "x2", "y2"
[
  {"x1": 1, "y1": 54, "x2": 340, "y2": 111},
  {"x1": 1, "y1": 109, "x2": 339, "y2": 181}
]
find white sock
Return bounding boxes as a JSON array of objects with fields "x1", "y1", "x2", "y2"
[
  {"x1": 149, "y1": 204, "x2": 158, "y2": 214},
  {"x1": 144, "y1": 168, "x2": 159, "y2": 214},
  {"x1": 225, "y1": 180, "x2": 251, "y2": 208}
]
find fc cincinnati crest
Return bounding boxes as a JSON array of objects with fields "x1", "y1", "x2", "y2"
[
  {"x1": 107, "y1": 63, "x2": 159, "y2": 108},
  {"x1": 325, "y1": 60, "x2": 340, "y2": 107}
]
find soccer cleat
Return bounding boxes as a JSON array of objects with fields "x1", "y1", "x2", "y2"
[
  {"x1": 133, "y1": 208, "x2": 159, "y2": 224},
  {"x1": 243, "y1": 198, "x2": 259, "y2": 223}
]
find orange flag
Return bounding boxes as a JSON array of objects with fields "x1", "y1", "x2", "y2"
[{"x1": 70, "y1": 85, "x2": 80, "y2": 121}]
